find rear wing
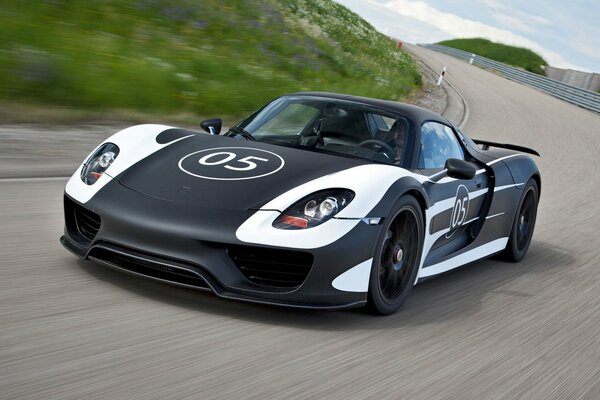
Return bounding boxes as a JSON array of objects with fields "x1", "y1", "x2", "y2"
[{"x1": 473, "y1": 139, "x2": 540, "y2": 157}]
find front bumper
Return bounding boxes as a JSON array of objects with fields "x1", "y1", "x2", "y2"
[
  {"x1": 61, "y1": 182, "x2": 381, "y2": 309},
  {"x1": 61, "y1": 236, "x2": 367, "y2": 309}
]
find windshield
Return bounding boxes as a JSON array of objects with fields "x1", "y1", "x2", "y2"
[{"x1": 227, "y1": 96, "x2": 414, "y2": 166}]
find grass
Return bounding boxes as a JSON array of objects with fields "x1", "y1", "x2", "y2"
[
  {"x1": 0, "y1": 0, "x2": 421, "y2": 122},
  {"x1": 437, "y1": 38, "x2": 548, "y2": 75}
]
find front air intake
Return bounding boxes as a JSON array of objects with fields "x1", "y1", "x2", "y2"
[
  {"x1": 227, "y1": 245, "x2": 313, "y2": 288},
  {"x1": 65, "y1": 196, "x2": 101, "y2": 242}
]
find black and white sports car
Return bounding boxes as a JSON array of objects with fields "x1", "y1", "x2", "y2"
[{"x1": 61, "y1": 92, "x2": 540, "y2": 314}]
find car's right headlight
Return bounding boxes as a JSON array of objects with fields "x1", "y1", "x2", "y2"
[
  {"x1": 272, "y1": 189, "x2": 355, "y2": 230},
  {"x1": 80, "y1": 143, "x2": 120, "y2": 185}
]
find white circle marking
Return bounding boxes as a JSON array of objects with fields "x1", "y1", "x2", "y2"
[{"x1": 178, "y1": 147, "x2": 285, "y2": 181}]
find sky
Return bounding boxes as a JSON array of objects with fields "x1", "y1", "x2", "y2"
[{"x1": 334, "y1": 0, "x2": 600, "y2": 72}]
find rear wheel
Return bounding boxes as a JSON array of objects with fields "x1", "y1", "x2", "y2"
[
  {"x1": 501, "y1": 179, "x2": 539, "y2": 262},
  {"x1": 367, "y1": 196, "x2": 423, "y2": 315}
]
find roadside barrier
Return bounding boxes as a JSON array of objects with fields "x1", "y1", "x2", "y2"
[{"x1": 419, "y1": 43, "x2": 600, "y2": 114}]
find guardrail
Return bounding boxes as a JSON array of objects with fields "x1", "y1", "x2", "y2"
[{"x1": 419, "y1": 43, "x2": 600, "y2": 114}]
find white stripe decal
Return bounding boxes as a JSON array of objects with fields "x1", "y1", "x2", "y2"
[
  {"x1": 414, "y1": 186, "x2": 488, "y2": 282},
  {"x1": 258, "y1": 164, "x2": 429, "y2": 218},
  {"x1": 495, "y1": 183, "x2": 524, "y2": 192},
  {"x1": 65, "y1": 124, "x2": 185, "y2": 204},
  {"x1": 427, "y1": 169, "x2": 447, "y2": 180},
  {"x1": 486, "y1": 212, "x2": 505, "y2": 220},
  {"x1": 332, "y1": 258, "x2": 373, "y2": 292},
  {"x1": 236, "y1": 210, "x2": 363, "y2": 249},
  {"x1": 415, "y1": 180, "x2": 518, "y2": 281},
  {"x1": 487, "y1": 154, "x2": 523, "y2": 165},
  {"x1": 419, "y1": 237, "x2": 508, "y2": 278},
  {"x1": 463, "y1": 216, "x2": 480, "y2": 224},
  {"x1": 428, "y1": 187, "x2": 488, "y2": 216},
  {"x1": 237, "y1": 164, "x2": 433, "y2": 249}
]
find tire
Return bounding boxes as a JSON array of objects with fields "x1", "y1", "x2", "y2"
[
  {"x1": 367, "y1": 195, "x2": 424, "y2": 315},
  {"x1": 501, "y1": 178, "x2": 539, "y2": 262}
]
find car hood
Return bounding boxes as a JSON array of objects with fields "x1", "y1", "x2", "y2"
[{"x1": 115, "y1": 133, "x2": 367, "y2": 211}]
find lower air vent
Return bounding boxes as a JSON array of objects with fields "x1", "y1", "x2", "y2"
[
  {"x1": 66, "y1": 197, "x2": 101, "y2": 242},
  {"x1": 228, "y1": 245, "x2": 313, "y2": 288},
  {"x1": 88, "y1": 246, "x2": 210, "y2": 289}
]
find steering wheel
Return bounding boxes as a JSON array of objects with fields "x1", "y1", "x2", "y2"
[{"x1": 358, "y1": 139, "x2": 396, "y2": 160}]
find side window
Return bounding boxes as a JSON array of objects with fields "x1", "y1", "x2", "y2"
[{"x1": 418, "y1": 122, "x2": 464, "y2": 169}]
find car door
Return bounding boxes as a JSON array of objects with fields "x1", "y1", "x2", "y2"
[{"x1": 415, "y1": 121, "x2": 490, "y2": 265}]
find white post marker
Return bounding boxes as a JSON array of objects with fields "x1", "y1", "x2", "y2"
[
  {"x1": 469, "y1": 54, "x2": 475, "y2": 64},
  {"x1": 436, "y1": 66, "x2": 446, "y2": 86}
]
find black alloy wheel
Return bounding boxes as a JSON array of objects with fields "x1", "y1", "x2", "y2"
[
  {"x1": 502, "y1": 178, "x2": 539, "y2": 262},
  {"x1": 517, "y1": 189, "x2": 536, "y2": 251},
  {"x1": 368, "y1": 195, "x2": 423, "y2": 315}
]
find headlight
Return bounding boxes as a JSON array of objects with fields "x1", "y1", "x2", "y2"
[
  {"x1": 273, "y1": 189, "x2": 355, "y2": 230},
  {"x1": 80, "y1": 143, "x2": 120, "y2": 185}
]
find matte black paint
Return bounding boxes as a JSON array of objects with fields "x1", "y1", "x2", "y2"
[
  {"x1": 119, "y1": 134, "x2": 366, "y2": 211},
  {"x1": 155, "y1": 128, "x2": 195, "y2": 144}
]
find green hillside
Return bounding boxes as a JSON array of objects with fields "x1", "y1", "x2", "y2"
[
  {"x1": 0, "y1": 0, "x2": 421, "y2": 121},
  {"x1": 437, "y1": 38, "x2": 548, "y2": 75}
]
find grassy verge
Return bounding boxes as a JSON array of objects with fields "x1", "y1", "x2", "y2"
[
  {"x1": 437, "y1": 38, "x2": 548, "y2": 75},
  {"x1": 0, "y1": 0, "x2": 421, "y2": 123}
]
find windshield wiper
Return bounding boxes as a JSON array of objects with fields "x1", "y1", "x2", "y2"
[{"x1": 228, "y1": 126, "x2": 256, "y2": 141}]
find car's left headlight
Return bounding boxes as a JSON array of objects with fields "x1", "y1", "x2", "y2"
[
  {"x1": 273, "y1": 189, "x2": 355, "y2": 230},
  {"x1": 80, "y1": 143, "x2": 120, "y2": 185}
]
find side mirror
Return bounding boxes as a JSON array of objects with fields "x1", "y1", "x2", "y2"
[
  {"x1": 445, "y1": 158, "x2": 477, "y2": 180},
  {"x1": 200, "y1": 118, "x2": 222, "y2": 135}
]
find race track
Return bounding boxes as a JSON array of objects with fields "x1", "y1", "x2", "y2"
[{"x1": 2, "y1": 46, "x2": 600, "y2": 400}]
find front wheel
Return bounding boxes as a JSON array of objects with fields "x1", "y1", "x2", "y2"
[
  {"x1": 501, "y1": 178, "x2": 539, "y2": 262},
  {"x1": 367, "y1": 195, "x2": 424, "y2": 315}
]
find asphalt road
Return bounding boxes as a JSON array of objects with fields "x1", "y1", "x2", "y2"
[{"x1": 2, "y1": 46, "x2": 600, "y2": 400}]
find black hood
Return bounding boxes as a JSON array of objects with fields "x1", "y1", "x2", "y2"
[{"x1": 116, "y1": 133, "x2": 366, "y2": 211}]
